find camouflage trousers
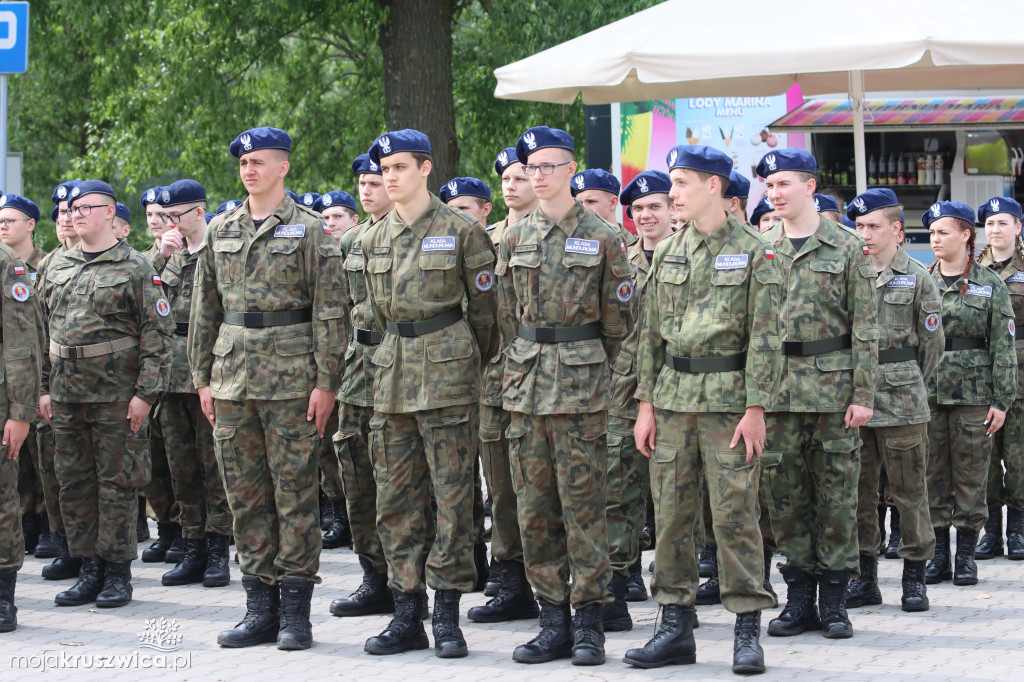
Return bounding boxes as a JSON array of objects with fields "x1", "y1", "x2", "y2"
[
  {"x1": 143, "y1": 411, "x2": 179, "y2": 524},
  {"x1": 857, "y1": 423, "x2": 934, "y2": 561},
  {"x1": 762, "y1": 412, "x2": 861, "y2": 577},
  {"x1": 927, "y1": 404, "x2": 991, "y2": 532},
  {"x1": 607, "y1": 415, "x2": 645, "y2": 577},
  {"x1": 333, "y1": 402, "x2": 387, "y2": 574},
  {"x1": 986, "y1": 397, "x2": 1024, "y2": 509},
  {"x1": 508, "y1": 410, "x2": 611, "y2": 609},
  {"x1": 17, "y1": 424, "x2": 43, "y2": 515},
  {"x1": 0, "y1": 403, "x2": 25, "y2": 571},
  {"x1": 318, "y1": 404, "x2": 343, "y2": 501},
  {"x1": 53, "y1": 401, "x2": 151, "y2": 563},
  {"x1": 371, "y1": 405, "x2": 477, "y2": 593},
  {"x1": 650, "y1": 409, "x2": 774, "y2": 613},
  {"x1": 159, "y1": 393, "x2": 231, "y2": 539},
  {"x1": 473, "y1": 455, "x2": 486, "y2": 545},
  {"x1": 34, "y1": 422, "x2": 64, "y2": 534},
  {"x1": 700, "y1": 466, "x2": 777, "y2": 554},
  {"x1": 479, "y1": 403, "x2": 522, "y2": 562},
  {"x1": 214, "y1": 397, "x2": 322, "y2": 584}
]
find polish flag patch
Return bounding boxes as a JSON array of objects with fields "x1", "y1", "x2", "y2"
[
  {"x1": 863, "y1": 245, "x2": 870, "y2": 255},
  {"x1": 153, "y1": 275, "x2": 162, "y2": 286},
  {"x1": 13, "y1": 266, "x2": 24, "y2": 275},
  {"x1": 765, "y1": 249, "x2": 775, "y2": 259}
]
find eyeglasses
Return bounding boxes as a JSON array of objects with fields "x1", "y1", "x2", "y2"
[
  {"x1": 158, "y1": 206, "x2": 200, "y2": 224},
  {"x1": 70, "y1": 204, "x2": 111, "y2": 217},
  {"x1": 521, "y1": 161, "x2": 572, "y2": 176},
  {"x1": 0, "y1": 217, "x2": 28, "y2": 228}
]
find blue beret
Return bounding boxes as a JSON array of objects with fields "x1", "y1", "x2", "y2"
[
  {"x1": 229, "y1": 126, "x2": 292, "y2": 158},
  {"x1": 351, "y1": 153, "x2": 381, "y2": 176},
  {"x1": 51, "y1": 180, "x2": 82, "y2": 221},
  {"x1": 284, "y1": 189, "x2": 300, "y2": 204},
  {"x1": 368, "y1": 129, "x2": 431, "y2": 165},
  {"x1": 140, "y1": 186, "x2": 163, "y2": 208},
  {"x1": 516, "y1": 126, "x2": 574, "y2": 164},
  {"x1": 440, "y1": 177, "x2": 491, "y2": 204},
  {"x1": 316, "y1": 191, "x2": 356, "y2": 213},
  {"x1": 494, "y1": 147, "x2": 519, "y2": 177},
  {"x1": 158, "y1": 179, "x2": 206, "y2": 207},
  {"x1": 0, "y1": 193, "x2": 39, "y2": 222},
  {"x1": 922, "y1": 200, "x2": 975, "y2": 229},
  {"x1": 756, "y1": 148, "x2": 816, "y2": 178},
  {"x1": 115, "y1": 202, "x2": 131, "y2": 223},
  {"x1": 724, "y1": 171, "x2": 750, "y2": 199},
  {"x1": 69, "y1": 180, "x2": 117, "y2": 206},
  {"x1": 297, "y1": 192, "x2": 321, "y2": 210},
  {"x1": 977, "y1": 196, "x2": 1023, "y2": 224},
  {"x1": 204, "y1": 212, "x2": 216, "y2": 224},
  {"x1": 666, "y1": 145, "x2": 732, "y2": 179},
  {"x1": 842, "y1": 216, "x2": 857, "y2": 229},
  {"x1": 571, "y1": 169, "x2": 620, "y2": 197},
  {"x1": 847, "y1": 188, "x2": 900, "y2": 220},
  {"x1": 750, "y1": 196, "x2": 776, "y2": 226},
  {"x1": 217, "y1": 200, "x2": 242, "y2": 215},
  {"x1": 620, "y1": 170, "x2": 671, "y2": 220},
  {"x1": 813, "y1": 194, "x2": 840, "y2": 214}
]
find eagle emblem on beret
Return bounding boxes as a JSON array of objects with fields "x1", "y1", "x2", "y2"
[
  {"x1": 764, "y1": 154, "x2": 777, "y2": 172},
  {"x1": 146, "y1": 189, "x2": 156, "y2": 202},
  {"x1": 852, "y1": 197, "x2": 866, "y2": 214},
  {"x1": 161, "y1": 190, "x2": 171, "y2": 204},
  {"x1": 241, "y1": 133, "x2": 252, "y2": 151},
  {"x1": 58, "y1": 186, "x2": 68, "y2": 199},
  {"x1": 369, "y1": 160, "x2": 378, "y2": 172},
  {"x1": 379, "y1": 136, "x2": 391, "y2": 154},
  {"x1": 524, "y1": 132, "x2": 537, "y2": 150},
  {"x1": 669, "y1": 149, "x2": 678, "y2": 167},
  {"x1": 498, "y1": 151, "x2": 509, "y2": 167},
  {"x1": 323, "y1": 194, "x2": 333, "y2": 207},
  {"x1": 638, "y1": 177, "x2": 649, "y2": 194},
  {"x1": 931, "y1": 203, "x2": 941, "y2": 217},
  {"x1": 71, "y1": 187, "x2": 81, "y2": 198},
  {"x1": 991, "y1": 198, "x2": 1001, "y2": 212},
  {"x1": 447, "y1": 181, "x2": 459, "y2": 196},
  {"x1": 574, "y1": 174, "x2": 586, "y2": 190},
  {"x1": 303, "y1": 194, "x2": 314, "y2": 206}
]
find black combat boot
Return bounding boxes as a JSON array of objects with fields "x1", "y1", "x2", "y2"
[
  {"x1": 165, "y1": 534, "x2": 186, "y2": 564},
  {"x1": 641, "y1": 498, "x2": 656, "y2": 550},
  {"x1": 96, "y1": 561, "x2": 133, "y2": 608},
  {"x1": 55, "y1": 556, "x2": 106, "y2": 606},
  {"x1": 695, "y1": 556, "x2": 721, "y2": 605},
  {"x1": 602, "y1": 572, "x2": 632, "y2": 632},
  {"x1": 217, "y1": 576, "x2": 280, "y2": 647},
  {"x1": 626, "y1": 556, "x2": 648, "y2": 601},
  {"x1": 142, "y1": 522, "x2": 180, "y2": 563},
  {"x1": 0, "y1": 570, "x2": 17, "y2": 633},
  {"x1": 845, "y1": 554, "x2": 882, "y2": 608},
  {"x1": 698, "y1": 543, "x2": 716, "y2": 578},
  {"x1": 330, "y1": 556, "x2": 395, "y2": 617},
  {"x1": 41, "y1": 535, "x2": 82, "y2": 581},
  {"x1": 136, "y1": 498, "x2": 151, "y2": 542},
  {"x1": 468, "y1": 559, "x2": 539, "y2": 622},
  {"x1": 162, "y1": 537, "x2": 208, "y2": 586},
  {"x1": 512, "y1": 599, "x2": 572, "y2": 663},
  {"x1": 818, "y1": 570, "x2": 852, "y2": 639},
  {"x1": 34, "y1": 514, "x2": 60, "y2": 559},
  {"x1": 471, "y1": 543, "x2": 489, "y2": 592},
  {"x1": 319, "y1": 489, "x2": 333, "y2": 531},
  {"x1": 277, "y1": 577, "x2": 314, "y2": 650},
  {"x1": 623, "y1": 604, "x2": 697, "y2": 668},
  {"x1": 925, "y1": 527, "x2": 952, "y2": 584},
  {"x1": 483, "y1": 557, "x2": 501, "y2": 597},
  {"x1": 322, "y1": 499, "x2": 352, "y2": 549},
  {"x1": 1005, "y1": 507, "x2": 1024, "y2": 560},
  {"x1": 203, "y1": 533, "x2": 231, "y2": 587},
  {"x1": 432, "y1": 589, "x2": 467, "y2": 658},
  {"x1": 364, "y1": 590, "x2": 429, "y2": 655},
  {"x1": 884, "y1": 507, "x2": 902, "y2": 559},
  {"x1": 763, "y1": 548, "x2": 778, "y2": 607},
  {"x1": 901, "y1": 559, "x2": 929, "y2": 612},
  {"x1": 952, "y1": 528, "x2": 979, "y2": 585},
  {"x1": 767, "y1": 567, "x2": 820, "y2": 636},
  {"x1": 877, "y1": 504, "x2": 887, "y2": 554},
  {"x1": 571, "y1": 603, "x2": 605, "y2": 666},
  {"x1": 733, "y1": 611, "x2": 765, "y2": 674},
  {"x1": 22, "y1": 513, "x2": 39, "y2": 554},
  {"x1": 975, "y1": 505, "x2": 1003, "y2": 559}
]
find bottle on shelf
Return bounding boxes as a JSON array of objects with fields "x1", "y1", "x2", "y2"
[
  {"x1": 887, "y1": 153, "x2": 897, "y2": 184},
  {"x1": 925, "y1": 154, "x2": 935, "y2": 185},
  {"x1": 916, "y1": 154, "x2": 927, "y2": 185},
  {"x1": 840, "y1": 163, "x2": 849, "y2": 186},
  {"x1": 935, "y1": 153, "x2": 944, "y2": 185},
  {"x1": 897, "y1": 153, "x2": 906, "y2": 184},
  {"x1": 868, "y1": 153, "x2": 878, "y2": 185}
]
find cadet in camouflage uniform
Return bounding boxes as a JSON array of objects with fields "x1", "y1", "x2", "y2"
[
  {"x1": 329, "y1": 156, "x2": 399, "y2": 618},
  {"x1": 152, "y1": 180, "x2": 232, "y2": 590},
  {"x1": 190, "y1": 127, "x2": 349, "y2": 651},
  {"x1": 975, "y1": 197, "x2": 1024, "y2": 561},
  {"x1": 624, "y1": 147, "x2": 778, "y2": 674},
  {"x1": 923, "y1": 201, "x2": 1017, "y2": 587},
  {"x1": 467, "y1": 148, "x2": 540, "y2": 624},
  {"x1": 843, "y1": 189, "x2": 942, "y2": 613},
  {"x1": 359, "y1": 130, "x2": 497, "y2": 659},
  {"x1": 495, "y1": 126, "x2": 634, "y2": 666},
  {"x1": 38, "y1": 180, "x2": 173, "y2": 610},
  {"x1": 757, "y1": 149, "x2": 878, "y2": 640}
]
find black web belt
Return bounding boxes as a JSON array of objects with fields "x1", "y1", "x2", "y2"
[
  {"x1": 517, "y1": 323, "x2": 601, "y2": 344},
  {"x1": 878, "y1": 346, "x2": 915, "y2": 364},
  {"x1": 174, "y1": 322, "x2": 190, "y2": 337},
  {"x1": 782, "y1": 334, "x2": 852, "y2": 356},
  {"x1": 666, "y1": 352, "x2": 745, "y2": 373},
  {"x1": 945, "y1": 337, "x2": 987, "y2": 351},
  {"x1": 385, "y1": 307, "x2": 463, "y2": 338},
  {"x1": 223, "y1": 308, "x2": 313, "y2": 328},
  {"x1": 355, "y1": 327, "x2": 383, "y2": 345}
]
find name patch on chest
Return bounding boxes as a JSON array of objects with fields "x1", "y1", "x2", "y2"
[
  {"x1": 422, "y1": 236, "x2": 456, "y2": 251},
  {"x1": 565, "y1": 238, "x2": 600, "y2": 255},
  {"x1": 715, "y1": 254, "x2": 749, "y2": 270},
  {"x1": 886, "y1": 275, "x2": 917, "y2": 288},
  {"x1": 1007, "y1": 271, "x2": 1024, "y2": 283},
  {"x1": 663, "y1": 254, "x2": 687, "y2": 264},
  {"x1": 274, "y1": 224, "x2": 306, "y2": 238},
  {"x1": 966, "y1": 284, "x2": 993, "y2": 298},
  {"x1": 514, "y1": 244, "x2": 539, "y2": 253}
]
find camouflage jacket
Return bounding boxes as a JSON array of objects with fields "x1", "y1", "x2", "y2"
[
  {"x1": 765, "y1": 217, "x2": 878, "y2": 412},
  {"x1": 361, "y1": 194, "x2": 497, "y2": 414},
  {"x1": 0, "y1": 243, "x2": 45, "y2": 422},
  {"x1": 188, "y1": 196, "x2": 350, "y2": 401},
  {"x1": 24, "y1": 245, "x2": 45, "y2": 282},
  {"x1": 160, "y1": 246, "x2": 202, "y2": 394},
  {"x1": 495, "y1": 200, "x2": 634, "y2": 415},
  {"x1": 144, "y1": 242, "x2": 166, "y2": 274},
  {"x1": 928, "y1": 260, "x2": 1017, "y2": 410},
  {"x1": 636, "y1": 215, "x2": 780, "y2": 413},
  {"x1": 608, "y1": 235, "x2": 653, "y2": 420},
  {"x1": 40, "y1": 240, "x2": 172, "y2": 404},
  {"x1": 867, "y1": 247, "x2": 943, "y2": 427},
  {"x1": 336, "y1": 218, "x2": 377, "y2": 408},
  {"x1": 481, "y1": 216, "x2": 512, "y2": 408},
  {"x1": 978, "y1": 240, "x2": 1024, "y2": 400}
]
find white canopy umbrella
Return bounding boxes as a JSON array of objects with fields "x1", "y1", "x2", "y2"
[{"x1": 494, "y1": 0, "x2": 1024, "y2": 192}]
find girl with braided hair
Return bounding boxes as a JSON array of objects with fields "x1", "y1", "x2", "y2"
[
  {"x1": 923, "y1": 201, "x2": 1017, "y2": 587},
  {"x1": 975, "y1": 197, "x2": 1024, "y2": 561}
]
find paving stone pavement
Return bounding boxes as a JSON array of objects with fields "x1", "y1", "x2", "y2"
[{"x1": 4, "y1": 525, "x2": 1024, "y2": 681}]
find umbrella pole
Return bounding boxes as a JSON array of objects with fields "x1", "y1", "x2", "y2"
[{"x1": 850, "y1": 69, "x2": 868, "y2": 195}]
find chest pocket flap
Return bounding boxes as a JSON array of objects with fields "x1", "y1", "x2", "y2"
[
  {"x1": 711, "y1": 267, "x2": 749, "y2": 286},
  {"x1": 509, "y1": 251, "x2": 541, "y2": 269},
  {"x1": 419, "y1": 252, "x2": 457, "y2": 270},
  {"x1": 213, "y1": 238, "x2": 244, "y2": 254},
  {"x1": 657, "y1": 263, "x2": 689, "y2": 285},
  {"x1": 810, "y1": 259, "x2": 844, "y2": 274}
]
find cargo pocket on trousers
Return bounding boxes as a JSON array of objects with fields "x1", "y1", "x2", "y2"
[
  {"x1": 116, "y1": 436, "x2": 152, "y2": 489},
  {"x1": 274, "y1": 422, "x2": 319, "y2": 492},
  {"x1": 650, "y1": 445, "x2": 678, "y2": 517},
  {"x1": 712, "y1": 450, "x2": 758, "y2": 526},
  {"x1": 425, "y1": 412, "x2": 471, "y2": 485},
  {"x1": 213, "y1": 424, "x2": 238, "y2": 493},
  {"x1": 957, "y1": 412, "x2": 991, "y2": 477},
  {"x1": 820, "y1": 433, "x2": 861, "y2": 510},
  {"x1": 333, "y1": 430, "x2": 358, "y2": 500},
  {"x1": 758, "y1": 451, "x2": 790, "y2": 521},
  {"x1": 605, "y1": 432, "x2": 625, "y2": 504},
  {"x1": 506, "y1": 425, "x2": 528, "y2": 495},
  {"x1": 368, "y1": 415, "x2": 389, "y2": 487},
  {"x1": 883, "y1": 430, "x2": 926, "y2": 496},
  {"x1": 567, "y1": 422, "x2": 607, "y2": 500}
]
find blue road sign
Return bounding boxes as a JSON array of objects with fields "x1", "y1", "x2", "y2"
[{"x1": 0, "y1": 2, "x2": 28, "y2": 74}]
